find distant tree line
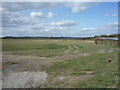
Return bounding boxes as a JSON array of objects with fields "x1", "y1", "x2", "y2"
[
  {"x1": 2, "y1": 36, "x2": 94, "y2": 40},
  {"x1": 94, "y1": 34, "x2": 120, "y2": 38},
  {"x1": 2, "y1": 33, "x2": 120, "y2": 40}
]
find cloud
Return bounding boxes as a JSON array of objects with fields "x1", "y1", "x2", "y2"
[
  {"x1": 105, "y1": 13, "x2": 117, "y2": 16},
  {"x1": 0, "y1": 7, "x2": 3, "y2": 12},
  {"x1": 112, "y1": 13, "x2": 117, "y2": 16},
  {"x1": 81, "y1": 28, "x2": 97, "y2": 31},
  {"x1": 51, "y1": 20, "x2": 77, "y2": 27},
  {"x1": 2, "y1": 11, "x2": 20, "y2": 21},
  {"x1": 2, "y1": 9, "x2": 76, "y2": 32},
  {"x1": 10, "y1": 18, "x2": 31, "y2": 25},
  {"x1": 78, "y1": 22, "x2": 118, "y2": 36},
  {"x1": 2, "y1": 11, "x2": 21, "y2": 28},
  {"x1": 66, "y1": 2, "x2": 99, "y2": 13},
  {"x1": 42, "y1": 26, "x2": 72, "y2": 32},
  {"x1": 59, "y1": 27, "x2": 71, "y2": 30},
  {"x1": 102, "y1": 22, "x2": 118, "y2": 29},
  {"x1": 30, "y1": 23, "x2": 50, "y2": 31},
  {"x1": 47, "y1": 12, "x2": 54, "y2": 18},
  {"x1": 30, "y1": 12, "x2": 54, "y2": 18},
  {"x1": 48, "y1": 27, "x2": 71, "y2": 31},
  {"x1": 2, "y1": 11, "x2": 37, "y2": 31},
  {"x1": 2, "y1": 17, "x2": 32, "y2": 28},
  {"x1": 30, "y1": 12, "x2": 44, "y2": 18},
  {"x1": 73, "y1": 22, "x2": 118, "y2": 37},
  {"x1": 2, "y1": 2, "x2": 99, "y2": 13},
  {"x1": 81, "y1": 22, "x2": 118, "y2": 31},
  {"x1": 31, "y1": 27, "x2": 45, "y2": 31},
  {"x1": 30, "y1": 20, "x2": 74, "y2": 32},
  {"x1": 2, "y1": 21, "x2": 118, "y2": 37},
  {"x1": 98, "y1": 22, "x2": 118, "y2": 35},
  {"x1": 65, "y1": 15, "x2": 70, "y2": 17},
  {"x1": 2, "y1": 2, "x2": 99, "y2": 32},
  {"x1": 2, "y1": 10, "x2": 41, "y2": 29},
  {"x1": 2, "y1": 2, "x2": 65, "y2": 12}
]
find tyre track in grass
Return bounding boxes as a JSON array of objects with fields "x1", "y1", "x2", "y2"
[
  {"x1": 63, "y1": 44, "x2": 77, "y2": 54},
  {"x1": 2, "y1": 45, "x2": 115, "y2": 88},
  {"x1": 73, "y1": 44, "x2": 80, "y2": 54},
  {"x1": 63, "y1": 44, "x2": 72, "y2": 54},
  {"x1": 2, "y1": 47, "x2": 89, "y2": 88},
  {"x1": 2, "y1": 46, "x2": 114, "y2": 70}
]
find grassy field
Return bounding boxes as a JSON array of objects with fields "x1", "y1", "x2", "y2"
[{"x1": 2, "y1": 39, "x2": 118, "y2": 88}]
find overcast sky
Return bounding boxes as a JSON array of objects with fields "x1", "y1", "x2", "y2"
[{"x1": 1, "y1": 2, "x2": 118, "y2": 37}]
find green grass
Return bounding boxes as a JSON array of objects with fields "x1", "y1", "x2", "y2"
[
  {"x1": 47, "y1": 51, "x2": 118, "y2": 88},
  {"x1": 2, "y1": 39, "x2": 118, "y2": 88},
  {"x1": 2, "y1": 39, "x2": 67, "y2": 51},
  {"x1": 2, "y1": 39, "x2": 116, "y2": 52},
  {"x1": 75, "y1": 44, "x2": 84, "y2": 49},
  {"x1": 2, "y1": 39, "x2": 68, "y2": 57}
]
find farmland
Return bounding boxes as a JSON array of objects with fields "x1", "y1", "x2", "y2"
[{"x1": 2, "y1": 39, "x2": 118, "y2": 88}]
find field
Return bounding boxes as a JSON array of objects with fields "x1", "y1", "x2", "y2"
[{"x1": 2, "y1": 39, "x2": 118, "y2": 88}]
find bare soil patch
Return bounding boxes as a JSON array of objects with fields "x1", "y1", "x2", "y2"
[
  {"x1": 45, "y1": 74, "x2": 93, "y2": 88},
  {"x1": 2, "y1": 71, "x2": 47, "y2": 88}
]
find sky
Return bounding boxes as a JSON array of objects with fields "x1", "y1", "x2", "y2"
[{"x1": 1, "y1": 2, "x2": 118, "y2": 37}]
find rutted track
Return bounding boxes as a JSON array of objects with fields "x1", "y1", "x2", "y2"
[
  {"x1": 64, "y1": 44, "x2": 81, "y2": 54},
  {"x1": 2, "y1": 43, "x2": 89, "y2": 88},
  {"x1": 2, "y1": 42, "x2": 116, "y2": 88}
]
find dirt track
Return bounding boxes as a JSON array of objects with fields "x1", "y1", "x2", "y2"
[{"x1": 2, "y1": 44, "x2": 115, "y2": 88}]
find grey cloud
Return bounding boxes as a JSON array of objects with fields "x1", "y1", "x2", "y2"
[
  {"x1": 47, "y1": 12, "x2": 55, "y2": 18},
  {"x1": 2, "y1": 11, "x2": 20, "y2": 28},
  {"x1": 104, "y1": 22, "x2": 118, "y2": 28},
  {"x1": 77, "y1": 22, "x2": 118, "y2": 37},
  {"x1": 44, "y1": 26, "x2": 72, "y2": 31},
  {"x1": 66, "y1": 2, "x2": 99, "y2": 13},
  {"x1": 51, "y1": 20, "x2": 77, "y2": 27},
  {"x1": 105, "y1": 13, "x2": 117, "y2": 17},
  {"x1": 30, "y1": 12, "x2": 55, "y2": 19},
  {"x1": 2, "y1": 10, "x2": 39, "y2": 29},
  {"x1": 2, "y1": 2, "x2": 65, "y2": 12},
  {"x1": 30, "y1": 20, "x2": 76, "y2": 32},
  {"x1": 3, "y1": 22, "x2": 118, "y2": 37},
  {"x1": 30, "y1": 27, "x2": 45, "y2": 30},
  {"x1": 2, "y1": 17, "x2": 32, "y2": 28},
  {"x1": 30, "y1": 12, "x2": 45, "y2": 18},
  {"x1": 81, "y1": 28, "x2": 97, "y2": 31},
  {"x1": 2, "y1": 2, "x2": 99, "y2": 13},
  {"x1": 2, "y1": 2, "x2": 98, "y2": 30},
  {"x1": 2, "y1": 11, "x2": 19, "y2": 22},
  {"x1": 31, "y1": 25, "x2": 71, "y2": 32}
]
